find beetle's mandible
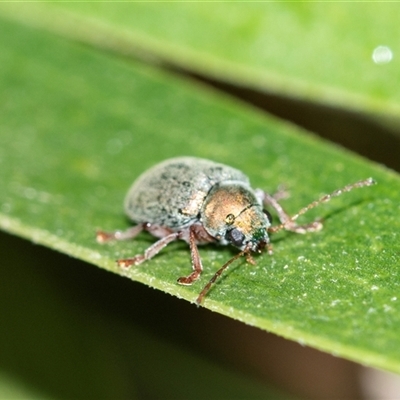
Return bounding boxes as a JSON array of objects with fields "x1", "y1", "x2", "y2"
[{"x1": 96, "y1": 156, "x2": 375, "y2": 305}]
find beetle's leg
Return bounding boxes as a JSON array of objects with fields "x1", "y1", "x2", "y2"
[
  {"x1": 177, "y1": 225, "x2": 203, "y2": 285},
  {"x1": 264, "y1": 178, "x2": 376, "y2": 234},
  {"x1": 117, "y1": 231, "x2": 180, "y2": 268},
  {"x1": 262, "y1": 192, "x2": 323, "y2": 234},
  {"x1": 96, "y1": 224, "x2": 144, "y2": 243}
]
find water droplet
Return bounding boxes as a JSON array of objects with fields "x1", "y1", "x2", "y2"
[{"x1": 372, "y1": 46, "x2": 393, "y2": 64}]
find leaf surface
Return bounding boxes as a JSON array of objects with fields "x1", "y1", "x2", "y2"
[{"x1": 0, "y1": 7, "x2": 400, "y2": 378}]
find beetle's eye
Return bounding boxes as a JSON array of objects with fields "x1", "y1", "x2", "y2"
[
  {"x1": 226, "y1": 228, "x2": 245, "y2": 247},
  {"x1": 225, "y1": 213, "x2": 235, "y2": 225},
  {"x1": 264, "y1": 209, "x2": 273, "y2": 224}
]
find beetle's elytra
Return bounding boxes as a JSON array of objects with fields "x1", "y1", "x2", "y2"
[{"x1": 96, "y1": 156, "x2": 375, "y2": 306}]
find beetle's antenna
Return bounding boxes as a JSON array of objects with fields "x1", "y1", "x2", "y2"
[
  {"x1": 268, "y1": 177, "x2": 376, "y2": 234},
  {"x1": 196, "y1": 248, "x2": 249, "y2": 306}
]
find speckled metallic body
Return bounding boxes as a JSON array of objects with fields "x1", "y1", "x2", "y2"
[
  {"x1": 125, "y1": 157, "x2": 247, "y2": 227},
  {"x1": 124, "y1": 157, "x2": 271, "y2": 250}
]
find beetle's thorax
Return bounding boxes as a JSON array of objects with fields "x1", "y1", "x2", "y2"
[{"x1": 200, "y1": 181, "x2": 270, "y2": 251}]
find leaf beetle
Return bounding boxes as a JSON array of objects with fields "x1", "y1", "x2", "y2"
[{"x1": 97, "y1": 156, "x2": 375, "y2": 305}]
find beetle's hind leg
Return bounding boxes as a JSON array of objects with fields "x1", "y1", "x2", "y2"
[
  {"x1": 117, "y1": 231, "x2": 181, "y2": 268},
  {"x1": 97, "y1": 224, "x2": 181, "y2": 267},
  {"x1": 96, "y1": 224, "x2": 144, "y2": 243}
]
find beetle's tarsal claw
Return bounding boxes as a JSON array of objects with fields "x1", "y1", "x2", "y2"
[
  {"x1": 117, "y1": 255, "x2": 145, "y2": 268},
  {"x1": 96, "y1": 230, "x2": 113, "y2": 243},
  {"x1": 245, "y1": 252, "x2": 256, "y2": 265}
]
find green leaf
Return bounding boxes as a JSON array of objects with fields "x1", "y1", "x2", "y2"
[
  {"x1": 0, "y1": 232, "x2": 286, "y2": 399},
  {"x1": 3, "y1": 2, "x2": 400, "y2": 116},
  {"x1": 1, "y1": 4, "x2": 400, "y2": 392}
]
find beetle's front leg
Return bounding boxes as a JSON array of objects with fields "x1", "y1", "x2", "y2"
[{"x1": 261, "y1": 191, "x2": 323, "y2": 234}]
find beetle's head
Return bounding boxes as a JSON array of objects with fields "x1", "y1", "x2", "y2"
[{"x1": 201, "y1": 181, "x2": 271, "y2": 252}]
